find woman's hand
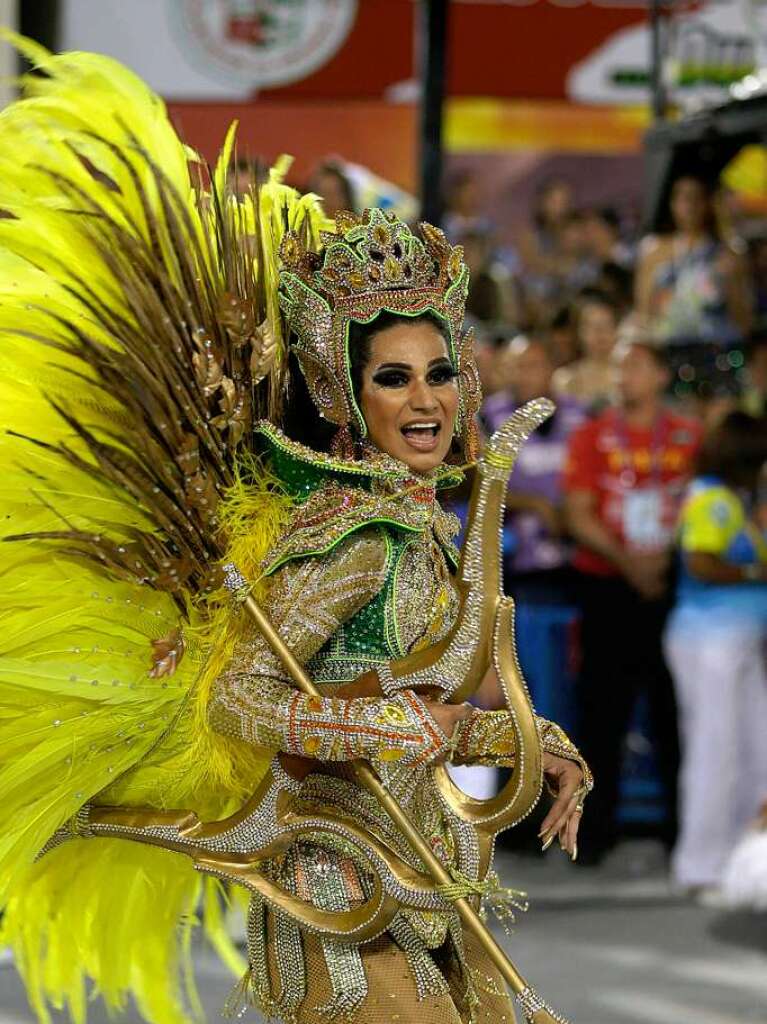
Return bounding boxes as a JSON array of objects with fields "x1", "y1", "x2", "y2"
[
  {"x1": 148, "y1": 628, "x2": 185, "y2": 678},
  {"x1": 538, "y1": 752, "x2": 586, "y2": 860},
  {"x1": 422, "y1": 699, "x2": 473, "y2": 762}
]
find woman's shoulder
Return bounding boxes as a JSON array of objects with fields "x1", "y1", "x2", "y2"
[
  {"x1": 261, "y1": 482, "x2": 393, "y2": 578},
  {"x1": 715, "y1": 236, "x2": 747, "y2": 269},
  {"x1": 551, "y1": 363, "x2": 576, "y2": 396},
  {"x1": 637, "y1": 233, "x2": 671, "y2": 263}
]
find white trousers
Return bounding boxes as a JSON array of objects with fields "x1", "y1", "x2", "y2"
[{"x1": 664, "y1": 612, "x2": 767, "y2": 887}]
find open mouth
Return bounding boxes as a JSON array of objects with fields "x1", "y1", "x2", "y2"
[{"x1": 400, "y1": 420, "x2": 441, "y2": 452}]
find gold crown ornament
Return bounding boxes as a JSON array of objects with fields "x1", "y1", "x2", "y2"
[{"x1": 278, "y1": 208, "x2": 481, "y2": 461}]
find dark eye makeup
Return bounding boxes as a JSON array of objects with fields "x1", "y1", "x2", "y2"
[
  {"x1": 371, "y1": 368, "x2": 409, "y2": 388},
  {"x1": 427, "y1": 361, "x2": 457, "y2": 384},
  {"x1": 370, "y1": 359, "x2": 456, "y2": 389}
]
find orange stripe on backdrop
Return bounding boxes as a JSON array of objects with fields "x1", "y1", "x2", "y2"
[
  {"x1": 166, "y1": 100, "x2": 417, "y2": 192},
  {"x1": 167, "y1": 99, "x2": 649, "y2": 192}
]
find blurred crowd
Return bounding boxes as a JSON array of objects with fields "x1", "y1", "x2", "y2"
[
  {"x1": 235, "y1": 155, "x2": 767, "y2": 907},
  {"x1": 447, "y1": 166, "x2": 767, "y2": 909}
]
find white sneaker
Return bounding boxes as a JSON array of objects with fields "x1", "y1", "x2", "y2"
[{"x1": 0, "y1": 947, "x2": 13, "y2": 966}]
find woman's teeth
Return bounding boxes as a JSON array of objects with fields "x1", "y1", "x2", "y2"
[
  {"x1": 402, "y1": 421, "x2": 439, "y2": 435},
  {"x1": 401, "y1": 421, "x2": 441, "y2": 450}
]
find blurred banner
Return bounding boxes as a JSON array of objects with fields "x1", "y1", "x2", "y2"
[
  {"x1": 55, "y1": 1, "x2": 759, "y2": 204},
  {"x1": 60, "y1": 1, "x2": 759, "y2": 106},
  {"x1": 571, "y1": 0, "x2": 764, "y2": 109},
  {"x1": 60, "y1": 0, "x2": 361, "y2": 100}
]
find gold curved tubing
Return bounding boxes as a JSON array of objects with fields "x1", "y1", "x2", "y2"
[
  {"x1": 385, "y1": 401, "x2": 552, "y2": 832},
  {"x1": 196, "y1": 851, "x2": 400, "y2": 943},
  {"x1": 376, "y1": 401, "x2": 553, "y2": 884},
  {"x1": 385, "y1": 463, "x2": 501, "y2": 700},
  {"x1": 87, "y1": 801, "x2": 411, "y2": 942},
  {"x1": 433, "y1": 599, "x2": 544, "y2": 836},
  {"x1": 386, "y1": 401, "x2": 554, "y2": 705}
]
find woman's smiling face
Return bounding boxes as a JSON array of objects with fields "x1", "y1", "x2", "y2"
[{"x1": 357, "y1": 320, "x2": 459, "y2": 475}]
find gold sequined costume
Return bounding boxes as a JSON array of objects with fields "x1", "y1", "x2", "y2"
[
  {"x1": 203, "y1": 437, "x2": 590, "y2": 1022},
  {"x1": 0, "y1": 33, "x2": 590, "y2": 1024}
]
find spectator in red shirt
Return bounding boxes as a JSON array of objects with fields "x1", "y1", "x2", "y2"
[{"x1": 564, "y1": 339, "x2": 701, "y2": 864}]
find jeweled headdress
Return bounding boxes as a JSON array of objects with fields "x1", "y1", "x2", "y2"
[{"x1": 278, "y1": 208, "x2": 481, "y2": 460}]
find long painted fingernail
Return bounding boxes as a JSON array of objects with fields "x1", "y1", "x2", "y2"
[
  {"x1": 571, "y1": 843, "x2": 578, "y2": 862},
  {"x1": 541, "y1": 835, "x2": 554, "y2": 852}
]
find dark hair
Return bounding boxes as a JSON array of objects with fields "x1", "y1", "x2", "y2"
[
  {"x1": 747, "y1": 334, "x2": 767, "y2": 361},
  {"x1": 596, "y1": 261, "x2": 634, "y2": 311},
  {"x1": 577, "y1": 286, "x2": 616, "y2": 308},
  {"x1": 658, "y1": 173, "x2": 719, "y2": 239},
  {"x1": 281, "y1": 310, "x2": 451, "y2": 452},
  {"x1": 312, "y1": 160, "x2": 356, "y2": 213},
  {"x1": 696, "y1": 411, "x2": 767, "y2": 490},
  {"x1": 280, "y1": 350, "x2": 338, "y2": 452},
  {"x1": 575, "y1": 288, "x2": 618, "y2": 324},
  {"x1": 590, "y1": 205, "x2": 621, "y2": 232},
  {"x1": 229, "y1": 155, "x2": 268, "y2": 186},
  {"x1": 490, "y1": 327, "x2": 517, "y2": 349},
  {"x1": 548, "y1": 304, "x2": 574, "y2": 331},
  {"x1": 532, "y1": 176, "x2": 572, "y2": 231},
  {"x1": 348, "y1": 310, "x2": 451, "y2": 397},
  {"x1": 233, "y1": 155, "x2": 258, "y2": 174}
]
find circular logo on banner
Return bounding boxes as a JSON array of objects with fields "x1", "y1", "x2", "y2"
[{"x1": 180, "y1": 0, "x2": 357, "y2": 89}]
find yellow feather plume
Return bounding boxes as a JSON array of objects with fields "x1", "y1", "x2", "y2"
[{"x1": 0, "y1": 31, "x2": 322, "y2": 1024}]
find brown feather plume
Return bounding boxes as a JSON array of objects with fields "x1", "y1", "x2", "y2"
[{"x1": 4, "y1": 143, "x2": 297, "y2": 610}]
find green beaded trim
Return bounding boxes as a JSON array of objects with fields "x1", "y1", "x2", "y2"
[
  {"x1": 255, "y1": 421, "x2": 464, "y2": 499},
  {"x1": 306, "y1": 653, "x2": 390, "y2": 685},
  {"x1": 262, "y1": 510, "x2": 422, "y2": 579}
]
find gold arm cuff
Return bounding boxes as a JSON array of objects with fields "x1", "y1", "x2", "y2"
[
  {"x1": 537, "y1": 719, "x2": 594, "y2": 793},
  {"x1": 450, "y1": 709, "x2": 517, "y2": 767}
]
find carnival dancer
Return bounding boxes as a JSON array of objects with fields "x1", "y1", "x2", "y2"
[{"x1": 0, "y1": 35, "x2": 590, "y2": 1024}]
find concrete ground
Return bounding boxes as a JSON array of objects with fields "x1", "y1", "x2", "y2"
[{"x1": 1, "y1": 841, "x2": 765, "y2": 1024}]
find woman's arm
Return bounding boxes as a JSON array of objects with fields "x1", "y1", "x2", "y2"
[
  {"x1": 634, "y1": 235, "x2": 664, "y2": 317},
  {"x1": 449, "y1": 666, "x2": 591, "y2": 782},
  {"x1": 452, "y1": 705, "x2": 591, "y2": 783},
  {"x1": 686, "y1": 549, "x2": 767, "y2": 584},
  {"x1": 565, "y1": 489, "x2": 669, "y2": 599},
  {"x1": 450, "y1": 685, "x2": 592, "y2": 860},
  {"x1": 680, "y1": 486, "x2": 765, "y2": 585},
  {"x1": 720, "y1": 246, "x2": 753, "y2": 338},
  {"x1": 208, "y1": 529, "x2": 454, "y2": 768}
]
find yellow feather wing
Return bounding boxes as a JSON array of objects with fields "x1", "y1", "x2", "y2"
[{"x1": 0, "y1": 31, "x2": 323, "y2": 1024}]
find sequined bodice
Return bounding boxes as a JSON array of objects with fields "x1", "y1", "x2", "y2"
[{"x1": 308, "y1": 525, "x2": 460, "y2": 686}]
